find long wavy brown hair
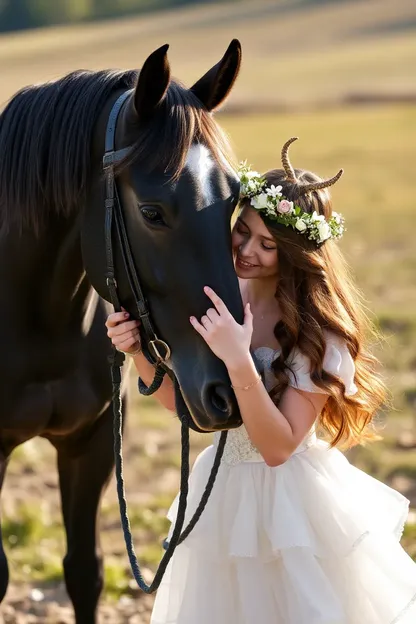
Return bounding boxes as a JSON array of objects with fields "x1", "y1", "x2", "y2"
[{"x1": 246, "y1": 139, "x2": 387, "y2": 448}]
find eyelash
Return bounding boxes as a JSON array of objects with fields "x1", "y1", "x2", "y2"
[{"x1": 236, "y1": 225, "x2": 276, "y2": 251}]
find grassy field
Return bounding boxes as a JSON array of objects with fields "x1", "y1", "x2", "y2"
[
  {"x1": 0, "y1": 0, "x2": 415, "y2": 109},
  {"x1": 0, "y1": 0, "x2": 415, "y2": 621}
]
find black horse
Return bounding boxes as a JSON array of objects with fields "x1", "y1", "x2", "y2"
[{"x1": 0, "y1": 41, "x2": 243, "y2": 622}]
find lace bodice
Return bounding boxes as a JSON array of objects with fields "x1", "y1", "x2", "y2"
[
  {"x1": 214, "y1": 338, "x2": 356, "y2": 466},
  {"x1": 214, "y1": 346, "x2": 310, "y2": 466}
]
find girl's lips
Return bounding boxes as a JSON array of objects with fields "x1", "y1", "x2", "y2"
[{"x1": 236, "y1": 256, "x2": 258, "y2": 269}]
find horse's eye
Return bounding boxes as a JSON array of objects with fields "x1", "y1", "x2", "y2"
[{"x1": 140, "y1": 206, "x2": 165, "y2": 226}]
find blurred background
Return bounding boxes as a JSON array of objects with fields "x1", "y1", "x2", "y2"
[{"x1": 1, "y1": 0, "x2": 415, "y2": 622}]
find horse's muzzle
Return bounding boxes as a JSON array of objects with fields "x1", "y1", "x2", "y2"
[{"x1": 200, "y1": 380, "x2": 242, "y2": 431}]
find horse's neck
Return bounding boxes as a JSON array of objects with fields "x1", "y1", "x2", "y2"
[
  {"x1": 1, "y1": 217, "x2": 93, "y2": 331},
  {"x1": 47, "y1": 217, "x2": 89, "y2": 324}
]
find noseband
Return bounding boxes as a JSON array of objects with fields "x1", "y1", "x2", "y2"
[{"x1": 102, "y1": 90, "x2": 227, "y2": 593}]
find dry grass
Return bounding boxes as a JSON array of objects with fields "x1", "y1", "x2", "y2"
[{"x1": 0, "y1": 0, "x2": 415, "y2": 109}]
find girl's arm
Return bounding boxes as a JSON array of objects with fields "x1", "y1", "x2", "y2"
[
  {"x1": 226, "y1": 355, "x2": 327, "y2": 466},
  {"x1": 190, "y1": 287, "x2": 328, "y2": 466},
  {"x1": 131, "y1": 350, "x2": 176, "y2": 412},
  {"x1": 106, "y1": 312, "x2": 176, "y2": 412}
]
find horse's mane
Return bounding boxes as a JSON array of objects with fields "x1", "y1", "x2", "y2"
[{"x1": 0, "y1": 69, "x2": 234, "y2": 234}]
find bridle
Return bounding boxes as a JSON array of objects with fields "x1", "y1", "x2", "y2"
[
  {"x1": 103, "y1": 89, "x2": 171, "y2": 371},
  {"x1": 102, "y1": 89, "x2": 227, "y2": 593}
]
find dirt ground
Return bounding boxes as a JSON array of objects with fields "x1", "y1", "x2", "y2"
[
  {"x1": 0, "y1": 388, "x2": 209, "y2": 624},
  {"x1": 2, "y1": 583, "x2": 154, "y2": 624}
]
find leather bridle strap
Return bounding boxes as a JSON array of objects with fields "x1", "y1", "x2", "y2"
[
  {"x1": 101, "y1": 88, "x2": 228, "y2": 594},
  {"x1": 103, "y1": 90, "x2": 169, "y2": 365},
  {"x1": 103, "y1": 90, "x2": 131, "y2": 314}
]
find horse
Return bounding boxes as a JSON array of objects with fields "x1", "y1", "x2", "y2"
[{"x1": 0, "y1": 41, "x2": 244, "y2": 622}]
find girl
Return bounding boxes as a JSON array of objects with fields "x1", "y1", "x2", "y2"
[{"x1": 106, "y1": 138, "x2": 416, "y2": 623}]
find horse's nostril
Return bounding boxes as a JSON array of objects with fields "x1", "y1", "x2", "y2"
[{"x1": 208, "y1": 383, "x2": 232, "y2": 415}]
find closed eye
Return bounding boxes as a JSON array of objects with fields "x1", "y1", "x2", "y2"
[
  {"x1": 237, "y1": 223, "x2": 276, "y2": 250},
  {"x1": 236, "y1": 222, "x2": 249, "y2": 235}
]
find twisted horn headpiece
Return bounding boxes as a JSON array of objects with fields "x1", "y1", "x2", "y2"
[
  {"x1": 298, "y1": 168, "x2": 344, "y2": 196},
  {"x1": 281, "y1": 136, "x2": 298, "y2": 183}
]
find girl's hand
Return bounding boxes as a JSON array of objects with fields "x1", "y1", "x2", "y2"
[
  {"x1": 190, "y1": 286, "x2": 253, "y2": 368},
  {"x1": 105, "y1": 309, "x2": 142, "y2": 355}
]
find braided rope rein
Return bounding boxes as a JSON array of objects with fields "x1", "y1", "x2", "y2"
[{"x1": 110, "y1": 348, "x2": 227, "y2": 593}]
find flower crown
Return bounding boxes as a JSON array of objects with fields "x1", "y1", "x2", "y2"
[{"x1": 237, "y1": 137, "x2": 345, "y2": 246}]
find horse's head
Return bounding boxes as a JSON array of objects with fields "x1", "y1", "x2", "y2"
[{"x1": 83, "y1": 41, "x2": 244, "y2": 431}]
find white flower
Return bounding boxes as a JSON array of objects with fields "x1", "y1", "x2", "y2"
[
  {"x1": 245, "y1": 169, "x2": 261, "y2": 180},
  {"x1": 247, "y1": 179, "x2": 258, "y2": 193},
  {"x1": 266, "y1": 184, "x2": 283, "y2": 198},
  {"x1": 251, "y1": 193, "x2": 269, "y2": 210},
  {"x1": 295, "y1": 218, "x2": 308, "y2": 232},
  {"x1": 317, "y1": 221, "x2": 331, "y2": 242},
  {"x1": 332, "y1": 211, "x2": 342, "y2": 224},
  {"x1": 277, "y1": 199, "x2": 294, "y2": 214},
  {"x1": 311, "y1": 210, "x2": 325, "y2": 223}
]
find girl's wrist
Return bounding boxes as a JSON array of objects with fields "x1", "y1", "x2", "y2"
[
  {"x1": 225, "y1": 351, "x2": 257, "y2": 379},
  {"x1": 131, "y1": 348, "x2": 146, "y2": 363}
]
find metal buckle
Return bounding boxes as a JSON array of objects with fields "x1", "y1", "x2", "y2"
[
  {"x1": 149, "y1": 339, "x2": 171, "y2": 363},
  {"x1": 103, "y1": 151, "x2": 115, "y2": 169},
  {"x1": 103, "y1": 146, "x2": 133, "y2": 169},
  {"x1": 106, "y1": 276, "x2": 117, "y2": 289}
]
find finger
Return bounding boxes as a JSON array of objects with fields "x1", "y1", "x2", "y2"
[
  {"x1": 114, "y1": 331, "x2": 140, "y2": 346},
  {"x1": 111, "y1": 329, "x2": 140, "y2": 346},
  {"x1": 105, "y1": 311, "x2": 129, "y2": 328},
  {"x1": 200, "y1": 315, "x2": 212, "y2": 330},
  {"x1": 117, "y1": 336, "x2": 141, "y2": 352},
  {"x1": 189, "y1": 315, "x2": 208, "y2": 338},
  {"x1": 107, "y1": 320, "x2": 139, "y2": 338},
  {"x1": 204, "y1": 286, "x2": 230, "y2": 317},
  {"x1": 206, "y1": 308, "x2": 220, "y2": 322},
  {"x1": 120, "y1": 308, "x2": 142, "y2": 326}
]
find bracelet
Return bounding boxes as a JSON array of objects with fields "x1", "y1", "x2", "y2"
[
  {"x1": 231, "y1": 373, "x2": 262, "y2": 391},
  {"x1": 128, "y1": 344, "x2": 142, "y2": 356},
  {"x1": 116, "y1": 344, "x2": 142, "y2": 356}
]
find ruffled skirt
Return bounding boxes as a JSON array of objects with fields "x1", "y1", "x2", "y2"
[{"x1": 151, "y1": 441, "x2": 416, "y2": 623}]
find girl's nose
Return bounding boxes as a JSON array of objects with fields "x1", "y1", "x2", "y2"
[{"x1": 240, "y1": 238, "x2": 255, "y2": 255}]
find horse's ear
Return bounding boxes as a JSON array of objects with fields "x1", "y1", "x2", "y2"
[
  {"x1": 134, "y1": 44, "x2": 171, "y2": 118},
  {"x1": 190, "y1": 39, "x2": 241, "y2": 112}
]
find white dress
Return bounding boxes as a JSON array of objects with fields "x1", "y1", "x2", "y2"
[{"x1": 151, "y1": 336, "x2": 416, "y2": 624}]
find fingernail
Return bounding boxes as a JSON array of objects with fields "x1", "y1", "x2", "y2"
[
  {"x1": 124, "y1": 312, "x2": 129, "y2": 318},
  {"x1": 190, "y1": 316, "x2": 195, "y2": 321},
  {"x1": 204, "y1": 286, "x2": 210, "y2": 292}
]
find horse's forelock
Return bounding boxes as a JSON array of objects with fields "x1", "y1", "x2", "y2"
[
  {"x1": 123, "y1": 80, "x2": 235, "y2": 181},
  {"x1": 0, "y1": 72, "x2": 235, "y2": 236}
]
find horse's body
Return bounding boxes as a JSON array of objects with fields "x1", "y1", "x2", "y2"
[
  {"x1": 0, "y1": 42, "x2": 243, "y2": 622},
  {"x1": 0, "y1": 231, "x2": 116, "y2": 620}
]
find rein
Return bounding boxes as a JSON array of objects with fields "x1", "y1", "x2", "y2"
[{"x1": 103, "y1": 90, "x2": 227, "y2": 593}]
